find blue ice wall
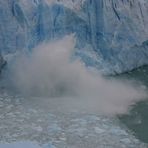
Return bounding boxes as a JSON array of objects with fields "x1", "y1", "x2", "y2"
[
  {"x1": 0, "y1": 0, "x2": 148, "y2": 74},
  {"x1": 0, "y1": 0, "x2": 88, "y2": 53}
]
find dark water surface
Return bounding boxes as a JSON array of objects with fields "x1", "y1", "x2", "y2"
[{"x1": 118, "y1": 66, "x2": 148, "y2": 144}]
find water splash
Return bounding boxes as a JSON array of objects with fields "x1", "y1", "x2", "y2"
[{"x1": 6, "y1": 35, "x2": 147, "y2": 115}]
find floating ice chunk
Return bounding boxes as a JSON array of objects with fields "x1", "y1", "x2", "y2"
[{"x1": 0, "y1": 142, "x2": 41, "y2": 148}]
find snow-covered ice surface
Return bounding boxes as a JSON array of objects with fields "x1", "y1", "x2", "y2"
[{"x1": 0, "y1": 91, "x2": 147, "y2": 148}]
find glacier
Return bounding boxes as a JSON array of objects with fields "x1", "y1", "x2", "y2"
[
  {"x1": 1, "y1": 1, "x2": 148, "y2": 147},
  {"x1": 0, "y1": 0, "x2": 148, "y2": 73}
]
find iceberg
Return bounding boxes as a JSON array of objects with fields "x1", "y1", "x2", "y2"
[
  {"x1": 0, "y1": 142, "x2": 42, "y2": 148},
  {"x1": 0, "y1": 0, "x2": 148, "y2": 73}
]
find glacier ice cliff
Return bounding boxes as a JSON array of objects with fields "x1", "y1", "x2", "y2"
[
  {"x1": 0, "y1": 0, "x2": 148, "y2": 74},
  {"x1": 0, "y1": 54, "x2": 6, "y2": 72}
]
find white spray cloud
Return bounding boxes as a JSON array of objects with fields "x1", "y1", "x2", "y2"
[{"x1": 8, "y1": 35, "x2": 147, "y2": 115}]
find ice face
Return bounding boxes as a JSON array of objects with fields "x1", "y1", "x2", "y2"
[{"x1": 0, "y1": 0, "x2": 148, "y2": 73}]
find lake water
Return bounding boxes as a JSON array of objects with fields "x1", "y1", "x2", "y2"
[
  {"x1": 0, "y1": 66, "x2": 148, "y2": 148},
  {"x1": 118, "y1": 66, "x2": 148, "y2": 144}
]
